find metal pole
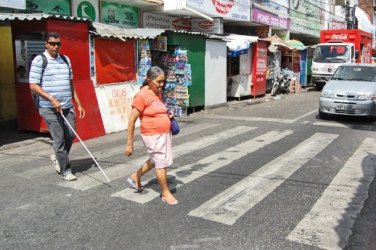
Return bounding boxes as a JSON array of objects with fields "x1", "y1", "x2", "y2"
[{"x1": 60, "y1": 111, "x2": 110, "y2": 183}]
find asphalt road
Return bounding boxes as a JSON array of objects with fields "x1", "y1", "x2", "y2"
[{"x1": 1, "y1": 90, "x2": 376, "y2": 250}]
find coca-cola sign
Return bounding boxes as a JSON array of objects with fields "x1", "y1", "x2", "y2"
[{"x1": 330, "y1": 34, "x2": 348, "y2": 40}]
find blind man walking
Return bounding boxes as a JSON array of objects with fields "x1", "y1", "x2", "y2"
[{"x1": 29, "y1": 32, "x2": 85, "y2": 181}]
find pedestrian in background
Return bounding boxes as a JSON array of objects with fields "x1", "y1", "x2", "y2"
[
  {"x1": 125, "y1": 66, "x2": 178, "y2": 206},
  {"x1": 29, "y1": 32, "x2": 85, "y2": 181}
]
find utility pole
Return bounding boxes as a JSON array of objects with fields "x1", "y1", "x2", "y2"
[{"x1": 345, "y1": 0, "x2": 352, "y2": 29}]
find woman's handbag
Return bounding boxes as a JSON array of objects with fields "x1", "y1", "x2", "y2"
[{"x1": 170, "y1": 117, "x2": 180, "y2": 135}]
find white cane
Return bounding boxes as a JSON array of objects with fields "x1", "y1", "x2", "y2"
[{"x1": 60, "y1": 111, "x2": 110, "y2": 183}]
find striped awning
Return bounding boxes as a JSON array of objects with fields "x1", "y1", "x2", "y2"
[
  {"x1": 0, "y1": 13, "x2": 87, "y2": 22},
  {"x1": 286, "y1": 40, "x2": 306, "y2": 50}
]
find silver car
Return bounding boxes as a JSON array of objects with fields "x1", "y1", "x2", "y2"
[{"x1": 319, "y1": 63, "x2": 376, "y2": 119}]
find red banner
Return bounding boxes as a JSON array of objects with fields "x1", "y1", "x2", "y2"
[{"x1": 95, "y1": 38, "x2": 136, "y2": 84}]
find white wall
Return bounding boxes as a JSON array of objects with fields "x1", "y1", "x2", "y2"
[
  {"x1": 95, "y1": 82, "x2": 140, "y2": 134},
  {"x1": 205, "y1": 39, "x2": 227, "y2": 107}
]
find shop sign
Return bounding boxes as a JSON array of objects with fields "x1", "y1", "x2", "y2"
[
  {"x1": 330, "y1": 20, "x2": 346, "y2": 30},
  {"x1": 289, "y1": 0, "x2": 321, "y2": 36},
  {"x1": 191, "y1": 18, "x2": 223, "y2": 34},
  {"x1": 187, "y1": 0, "x2": 250, "y2": 21},
  {"x1": 328, "y1": 9, "x2": 346, "y2": 30},
  {"x1": 143, "y1": 13, "x2": 191, "y2": 30},
  {"x1": 72, "y1": 0, "x2": 99, "y2": 22},
  {"x1": 253, "y1": 0, "x2": 288, "y2": 16},
  {"x1": 14, "y1": 0, "x2": 71, "y2": 15},
  {"x1": 0, "y1": 0, "x2": 25, "y2": 9},
  {"x1": 251, "y1": 8, "x2": 289, "y2": 30},
  {"x1": 290, "y1": 19, "x2": 319, "y2": 37},
  {"x1": 164, "y1": 0, "x2": 250, "y2": 22},
  {"x1": 100, "y1": 1, "x2": 138, "y2": 28},
  {"x1": 142, "y1": 13, "x2": 191, "y2": 30}
]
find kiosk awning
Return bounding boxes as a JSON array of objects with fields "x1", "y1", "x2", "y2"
[
  {"x1": 90, "y1": 22, "x2": 165, "y2": 40},
  {"x1": 223, "y1": 34, "x2": 258, "y2": 57},
  {"x1": 259, "y1": 35, "x2": 292, "y2": 49},
  {"x1": 286, "y1": 40, "x2": 306, "y2": 50}
]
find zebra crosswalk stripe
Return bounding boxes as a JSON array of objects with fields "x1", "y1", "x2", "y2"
[
  {"x1": 205, "y1": 115, "x2": 298, "y2": 124},
  {"x1": 111, "y1": 130, "x2": 293, "y2": 203},
  {"x1": 17, "y1": 123, "x2": 221, "y2": 179},
  {"x1": 287, "y1": 137, "x2": 376, "y2": 250},
  {"x1": 58, "y1": 126, "x2": 256, "y2": 191},
  {"x1": 188, "y1": 133, "x2": 338, "y2": 225}
]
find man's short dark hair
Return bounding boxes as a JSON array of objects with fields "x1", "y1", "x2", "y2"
[{"x1": 45, "y1": 32, "x2": 60, "y2": 41}]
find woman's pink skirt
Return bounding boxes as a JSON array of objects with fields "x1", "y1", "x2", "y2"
[{"x1": 141, "y1": 132, "x2": 173, "y2": 169}]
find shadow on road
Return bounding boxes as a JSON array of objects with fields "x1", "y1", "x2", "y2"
[
  {"x1": 342, "y1": 153, "x2": 376, "y2": 249},
  {"x1": 0, "y1": 119, "x2": 50, "y2": 148},
  {"x1": 316, "y1": 114, "x2": 376, "y2": 132}
]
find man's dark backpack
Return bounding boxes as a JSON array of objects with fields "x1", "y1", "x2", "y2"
[{"x1": 31, "y1": 54, "x2": 69, "y2": 110}]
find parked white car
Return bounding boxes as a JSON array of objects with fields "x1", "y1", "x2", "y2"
[{"x1": 319, "y1": 63, "x2": 376, "y2": 119}]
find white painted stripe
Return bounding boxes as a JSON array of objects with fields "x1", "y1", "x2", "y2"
[
  {"x1": 313, "y1": 122, "x2": 348, "y2": 128},
  {"x1": 188, "y1": 133, "x2": 338, "y2": 225},
  {"x1": 88, "y1": 123, "x2": 221, "y2": 160},
  {"x1": 17, "y1": 123, "x2": 220, "y2": 178},
  {"x1": 292, "y1": 109, "x2": 318, "y2": 121},
  {"x1": 206, "y1": 115, "x2": 299, "y2": 124},
  {"x1": 58, "y1": 126, "x2": 256, "y2": 191},
  {"x1": 111, "y1": 130, "x2": 293, "y2": 203},
  {"x1": 287, "y1": 137, "x2": 376, "y2": 250}
]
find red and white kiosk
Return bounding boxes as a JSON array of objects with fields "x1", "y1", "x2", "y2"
[{"x1": 11, "y1": 17, "x2": 105, "y2": 140}]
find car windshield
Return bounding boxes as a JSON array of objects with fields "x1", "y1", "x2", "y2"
[
  {"x1": 313, "y1": 45, "x2": 350, "y2": 63},
  {"x1": 331, "y1": 66, "x2": 376, "y2": 82}
]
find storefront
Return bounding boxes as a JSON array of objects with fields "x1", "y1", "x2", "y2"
[
  {"x1": 89, "y1": 22, "x2": 164, "y2": 133},
  {"x1": 286, "y1": 40, "x2": 307, "y2": 87},
  {"x1": 141, "y1": 12, "x2": 227, "y2": 111},
  {"x1": 226, "y1": 34, "x2": 259, "y2": 99},
  {"x1": 90, "y1": 24, "x2": 227, "y2": 131},
  {"x1": 2, "y1": 14, "x2": 106, "y2": 140},
  {"x1": 262, "y1": 35, "x2": 292, "y2": 91},
  {"x1": 162, "y1": 31, "x2": 226, "y2": 112}
]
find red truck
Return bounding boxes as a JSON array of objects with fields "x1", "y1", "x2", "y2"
[{"x1": 311, "y1": 29, "x2": 373, "y2": 89}]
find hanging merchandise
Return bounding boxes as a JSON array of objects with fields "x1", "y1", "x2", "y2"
[
  {"x1": 137, "y1": 39, "x2": 152, "y2": 85},
  {"x1": 152, "y1": 45, "x2": 191, "y2": 117},
  {"x1": 151, "y1": 36, "x2": 167, "y2": 52},
  {"x1": 168, "y1": 48, "x2": 190, "y2": 116}
]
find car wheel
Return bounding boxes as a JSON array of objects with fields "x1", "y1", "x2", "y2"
[
  {"x1": 315, "y1": 84, "x2": 324, "y2": 91},
  {"x1": 367, "y1": 116, "x2": 376, "y2": 122},
  {"x1": 319, "y1": 110, "x2": 328, "y2": 119}
]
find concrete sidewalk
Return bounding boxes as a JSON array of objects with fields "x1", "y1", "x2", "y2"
[{"x1": 0, "y1": 119, "x2": 50, "y2": 150}]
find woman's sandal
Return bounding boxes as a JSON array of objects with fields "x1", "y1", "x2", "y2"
[
  {"x1": 126, "y1": 177, "x2": 143, "y2": 192},
  {"x1": 161, "y1": 197, "x2": 178, "y2": 206}
]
